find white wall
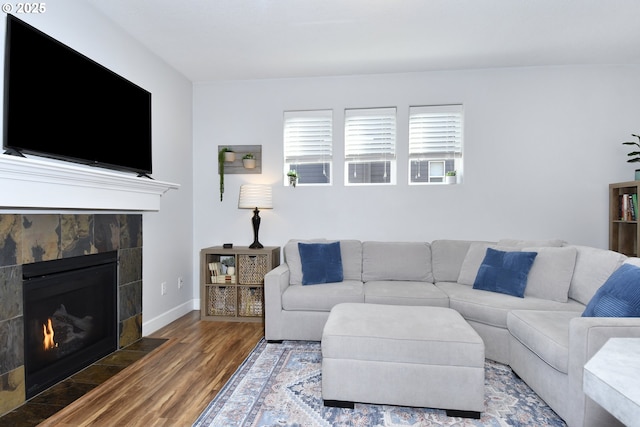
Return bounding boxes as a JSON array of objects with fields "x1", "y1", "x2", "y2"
[
  {"x1": 193, "y1": 65, "x2": 640, "y2": 274},
  {"x1": 0, "y1": 1, "x2": 194, "y2": 334}
]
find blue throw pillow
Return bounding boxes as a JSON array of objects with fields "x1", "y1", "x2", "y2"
[
  {"x1": 583, "y1": 263, "x2": 640, "y2": 317},
  {"x1": 298, "y1": 241, "x2": 344, "y2": 285},
  {"x1": 472, "y1": 248, "x2": 538, "y2": 298}
]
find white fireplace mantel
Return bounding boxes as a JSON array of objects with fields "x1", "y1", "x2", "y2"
[{"x1": 0, "y1": 154, "x2": 180, "y2": 211}]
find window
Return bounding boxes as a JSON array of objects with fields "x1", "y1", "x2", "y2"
[
  {"x1": 283, "y1": 110, "x2": 333, "y2": 185},
  {"x1": 344, "y1": 107, "x2": 396, "y2": 185},
  {"x1": 409, "y1": 105, "x2": 463, "y2": 184}
]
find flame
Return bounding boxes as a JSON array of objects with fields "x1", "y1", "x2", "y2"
[{"x1": 43, "y1": 318, "x2": 56, "y2": 350}]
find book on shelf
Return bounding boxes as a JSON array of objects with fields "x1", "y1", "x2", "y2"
[
  {"x1": 208, "y1": 261, "x2": 235, "y2": 283},
  {"x1": 208, "y1": 262, "x2": 220, "y2": 275},
  {"x1": 619, "y1": 193, "x2": 638, "y2": 221}
]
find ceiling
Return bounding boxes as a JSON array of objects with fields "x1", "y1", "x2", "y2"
[{"x1": 85, "y1": 0, "x2": 640, "y2": 83}]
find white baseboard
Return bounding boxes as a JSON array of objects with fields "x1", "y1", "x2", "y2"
[{"x1": 142, "y1": 299, "x2": 200, "y2": 336}]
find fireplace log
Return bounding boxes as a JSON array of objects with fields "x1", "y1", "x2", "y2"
[{"x1": 52, "y1": 304, "x2": 94, "y2": 344}]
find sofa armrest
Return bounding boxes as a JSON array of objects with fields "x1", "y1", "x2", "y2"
[
  {"x1": 264, "y1": 264, "x2": 291, "y2": 341},
  {"x1": 567, "y1": 317, "x2": 640, "y2": 427}
]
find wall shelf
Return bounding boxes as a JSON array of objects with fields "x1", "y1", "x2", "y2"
[
  {"x1": 218, "y1": 145, "x2": 262, "y2": 174},
  {"x1": 0, "y1": 154, "x2": 180, "y2": 211}
]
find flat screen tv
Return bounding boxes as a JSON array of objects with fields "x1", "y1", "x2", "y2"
[{"x1": 3, "y1": 14, "x2": 152, "y2": 176}]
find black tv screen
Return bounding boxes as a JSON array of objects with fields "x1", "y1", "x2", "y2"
[{"x1": 3, "y1": 14, "x2": 152, "y2": 175}]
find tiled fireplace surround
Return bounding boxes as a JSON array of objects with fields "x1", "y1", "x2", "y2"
[{"x1": 0, "y1": 213, "x2": 143, "y2": 414}]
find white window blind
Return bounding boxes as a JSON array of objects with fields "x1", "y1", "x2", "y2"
[
  {"x1": 344, "y1": 107, "x2": 396, "y2": 185},
  {"x1": 409, "y1": 104, "x2": 463, "y2": 184},
  {"x1": 283, "y1": 110, "x2": 332, "y2": 185},
  {"x1": 409, "y1": 105, "x2": 462, "y2": 159},
  {"x1": 345, "y1": 107, "x2": 396, "y2": 161}
]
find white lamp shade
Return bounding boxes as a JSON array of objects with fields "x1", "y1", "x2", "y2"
[{"x1": 238, "y1": 184, "x2": 273, "y2": 209}]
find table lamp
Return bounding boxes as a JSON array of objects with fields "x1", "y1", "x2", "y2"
[{"x1": 238, "y1": 184, "x2": 273, "y2": 249}]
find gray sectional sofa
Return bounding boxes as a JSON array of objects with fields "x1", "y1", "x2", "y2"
[{"x1": 264, "y1": 238, "x2": 640, "y2": 427}]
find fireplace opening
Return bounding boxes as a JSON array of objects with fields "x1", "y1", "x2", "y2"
[{"x1": 23, "y1": 251, "x2": 118, "y2": 399}]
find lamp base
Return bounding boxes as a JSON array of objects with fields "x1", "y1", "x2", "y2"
[{"x1": 249, "y1": 207, "x2": 264, "y2": 249}]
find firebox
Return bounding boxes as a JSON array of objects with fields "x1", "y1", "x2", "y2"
[{"x1": 22, "y1": 251, "x2": 118, "y2": 398}]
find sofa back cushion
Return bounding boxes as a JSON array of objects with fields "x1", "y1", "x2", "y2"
[
  {"x1": 568, "y1": 245, "x2": 627, "y2": 305},
  {"x1": 497, "y1": 238, "x2": 566, "y2": 248},
  {"x1": 284, "y1": 239, "x2": 362, "y2": 285},
  {"x1": 362, "y1": 241, "x2": 433, "y2": 282},
  {"x1": 339, "y1": 240, "x2": 364, "y2": 282}
]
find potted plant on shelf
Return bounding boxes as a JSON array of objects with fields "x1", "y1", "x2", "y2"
[
  {"x1": 221, "y1": 256, "x2": 235, "y2": 275},
  {"x1": 242, "y1": 153, "x2": 256, "y2": 169},
  {"x1": 445, "y1": 170, "x2": 457, "y2": 184},
  {"x1": 287, "y1": 170, "x2": 298, "y2": 187},
  {"x1": 223, "y1": 148, "x2": 235, "y2": 162},
  {"x1": 622, "y1": 134, "x2": 640, "y2": 180}
]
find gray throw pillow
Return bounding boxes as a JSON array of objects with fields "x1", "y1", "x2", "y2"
[{"x1": 522, "y1": 246, "x2": 577, "y2": 302}]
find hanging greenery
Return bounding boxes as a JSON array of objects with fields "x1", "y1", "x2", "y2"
[{"x1": 218, "y1": 148, "x2": 229, "y2": 201}]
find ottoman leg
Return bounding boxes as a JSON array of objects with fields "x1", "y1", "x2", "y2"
[
  {"x1": 324, "y1": 400, "x2": 355, "y2": 409},
  {"x1": 446, "y1": 409, "x2": 481, "y2": 419}
]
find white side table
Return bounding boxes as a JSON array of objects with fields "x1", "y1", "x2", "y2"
[{"x1": 583, "y1": 338, "x2": 640, "y2": 427}]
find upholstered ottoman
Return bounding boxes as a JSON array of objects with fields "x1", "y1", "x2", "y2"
[{"x1": 321, "y1": 303, "x2": 485, "y2": 418}]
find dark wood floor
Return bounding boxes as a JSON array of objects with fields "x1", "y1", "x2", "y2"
[{"x1": 28, "y1": 311, "x2": 263, "y2": 427}]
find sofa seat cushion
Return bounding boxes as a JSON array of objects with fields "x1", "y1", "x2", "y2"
[
  {"x1": 436, "y1": 282, "x2": 584, "y2": 329},
  {"x1": 364, "y1": 281, "x2": 449, "y2": 306},
  {"x1": 507, "y1": 310, "x2": 581, "y2": 373},
  {"x1": 282, "y1": 280, "x2": 364, "y2": 311}
]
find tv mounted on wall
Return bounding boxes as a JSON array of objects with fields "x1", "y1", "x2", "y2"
[{"x1": 3, "y1": 14, "x2": 153, "y2": 176}]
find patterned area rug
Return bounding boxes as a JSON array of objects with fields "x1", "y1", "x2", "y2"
[{"x1": 193, "y1": 339, "x2": 566, "y2": 427}]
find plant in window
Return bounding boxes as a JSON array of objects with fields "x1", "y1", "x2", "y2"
[
  {"x1": 445, "y1": 170, "x2": 457, "y2": 184},
  {"x1": 287, "y1": 170, "x2": 298, "y2": 187}
]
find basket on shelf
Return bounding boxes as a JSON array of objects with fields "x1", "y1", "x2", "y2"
[
  {"x1": 207, "y1": 286, "x2": 236, "y2": 316},
  {"x1": 238, "y1": 287, "x2": 264, "y2": 317},
  {"x1": 238, "y1": 254, "x2": 269, "y2": 284}
]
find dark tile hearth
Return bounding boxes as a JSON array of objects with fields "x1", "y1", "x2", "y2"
[
  {"x1": 0, "y1": 337, "x2": 167, "y2": 427},
  {"x1": 0, "y1": 213, "x2": 144, "y2": 416}
]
